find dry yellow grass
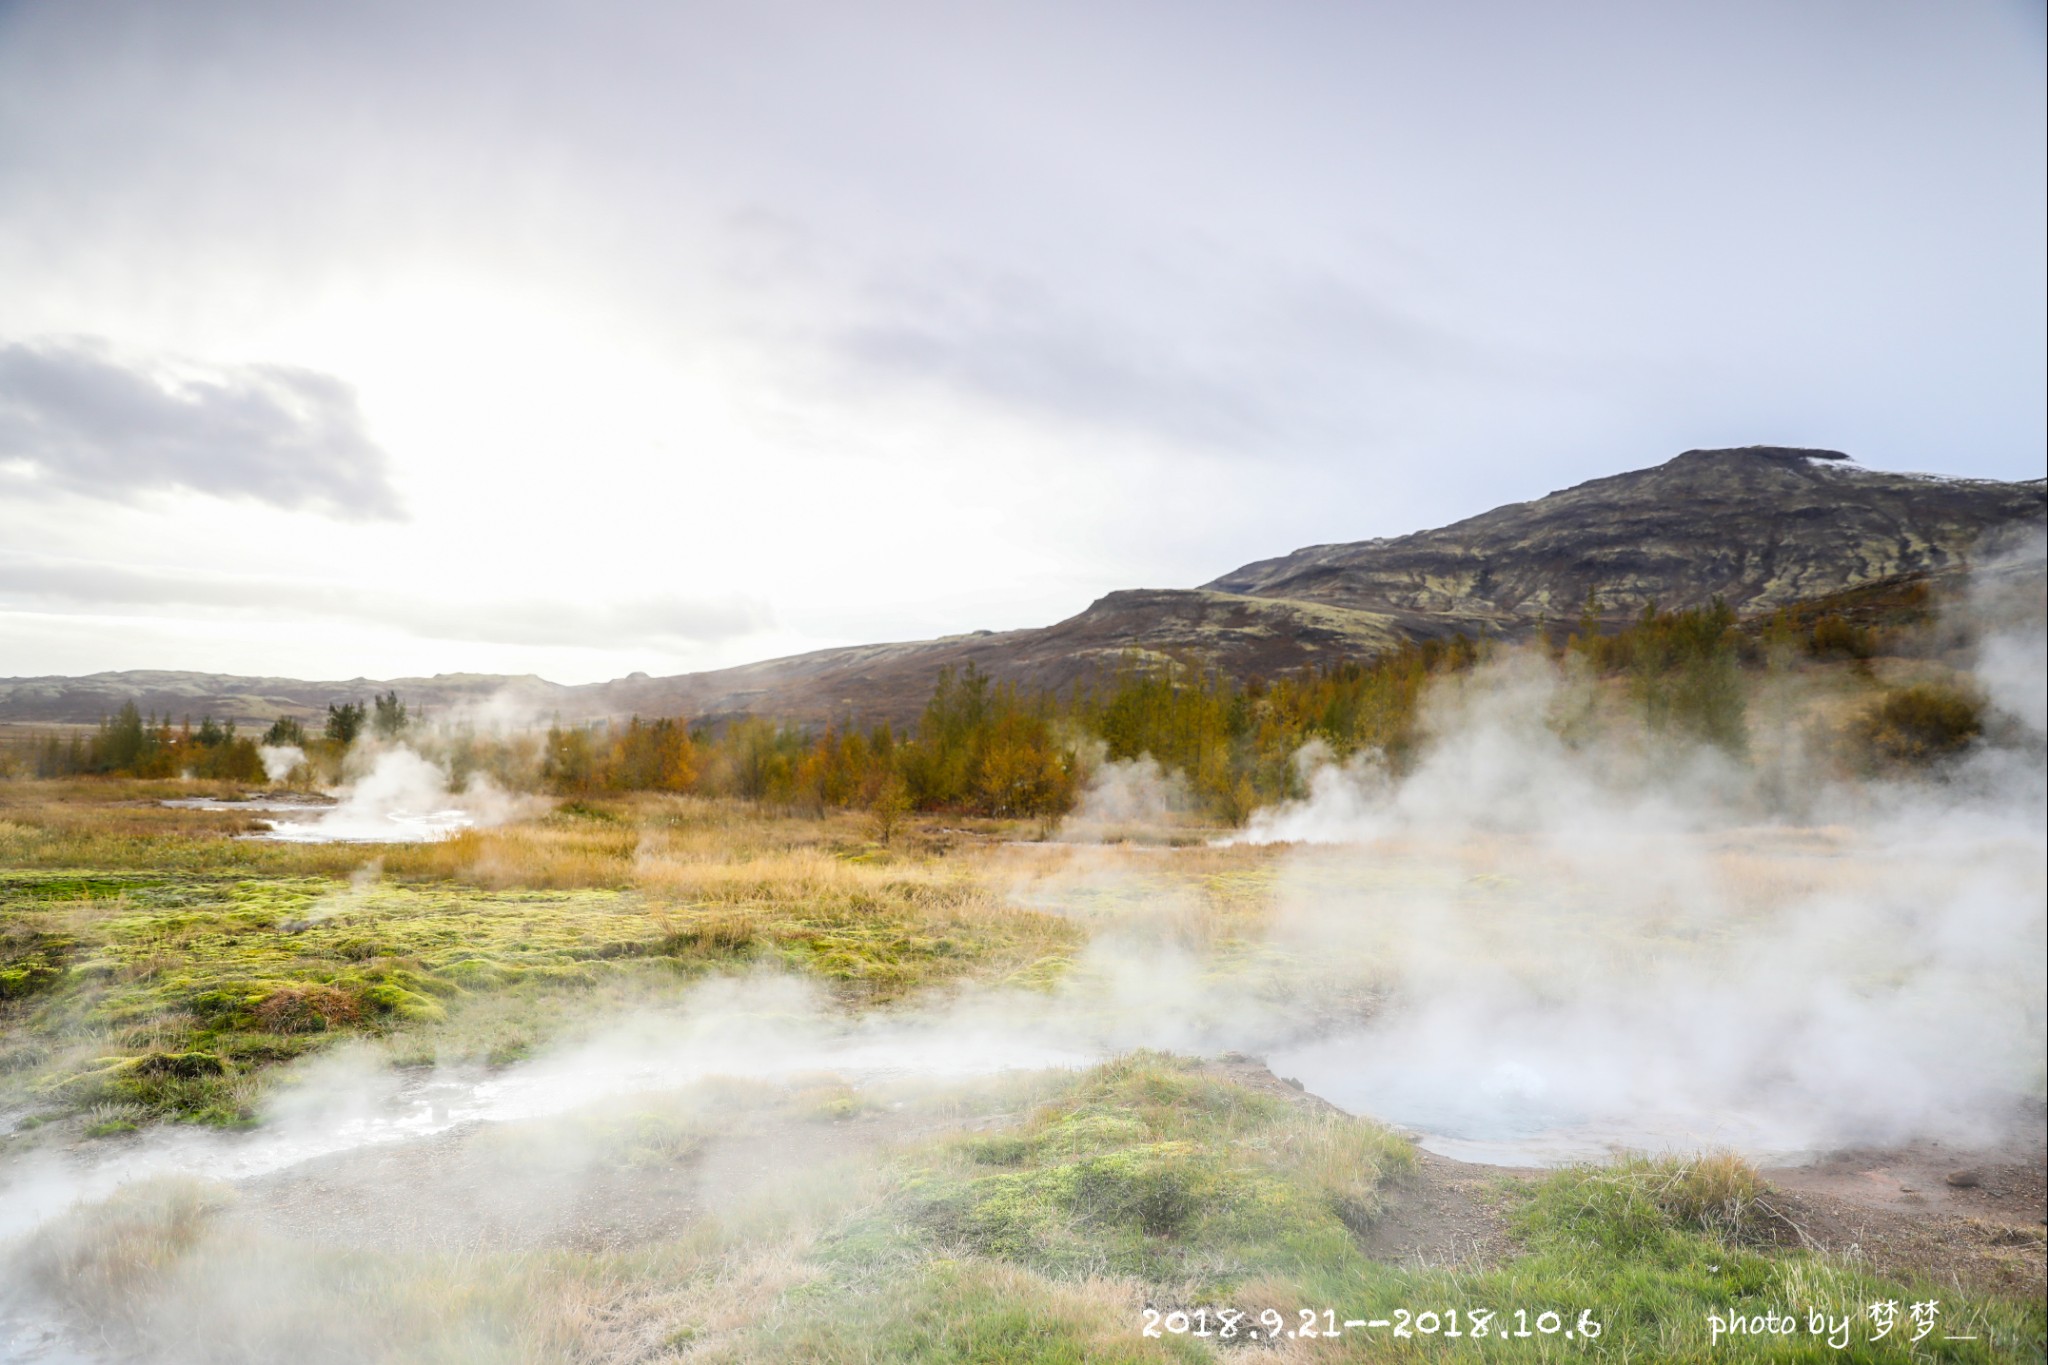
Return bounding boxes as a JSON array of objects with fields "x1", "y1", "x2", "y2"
[{"x1": 381, "y1": 822, "x2": 641, "y2": 888}]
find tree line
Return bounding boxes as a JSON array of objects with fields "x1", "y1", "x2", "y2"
[
  {"x1": 536, "y1": 642, "x2": 1484, "y2": 824},
  {"x1": 17, "y1": 595, "x2": 1962, "y2": 814},
  {"x1": 21, "y1": 689, "x2": 413, "y2": 781},
  {"x1": 26, "y1": 703, "x2": 266, "y2": 781}
]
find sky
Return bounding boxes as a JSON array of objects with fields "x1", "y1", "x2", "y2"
[{"x1": 0, "y1": 0, "x2": 2041, "y2": 685}]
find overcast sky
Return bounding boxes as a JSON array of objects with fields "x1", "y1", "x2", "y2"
[{"x1": 1, "y1": 0, "x2": 2041, "y2": 684}]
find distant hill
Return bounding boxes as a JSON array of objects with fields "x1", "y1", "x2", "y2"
[
  {"x1": 0, "y1": 671, "x2": 569, "y2": 731},
  {"x1": 4, "y1": 446, "x2": 2039, "y2": 729}
]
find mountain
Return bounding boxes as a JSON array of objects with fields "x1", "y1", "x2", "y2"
[
  {"x1": 4, "y1": 447, "x2": 2040, "y2": 729},
  {"x1": 1207, "y1": 446, "x2": 2043, "y2": 622}
]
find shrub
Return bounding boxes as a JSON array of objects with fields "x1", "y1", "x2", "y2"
[
  {"x1": 1858, "y1": 682, "x2": 1984, "y2": 764},
  {"x1": 251, "y1": 984, "x2": 365, "y2": 1033},
  {"x1": 1808, "y1": 614, "x2": 1875, "y2": 659},
  {"x1": 1646, "y1": 1151, "x2": 1771, "y2": 1240}
]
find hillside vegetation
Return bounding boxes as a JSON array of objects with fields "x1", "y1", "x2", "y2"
[{"x1": 5, "y1": 571, "x2": 1999, "y2": 827}]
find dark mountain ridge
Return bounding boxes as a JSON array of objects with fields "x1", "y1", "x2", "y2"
[{"x1": 1209, "y1": 446, "x2": 2042, "y2": 620}]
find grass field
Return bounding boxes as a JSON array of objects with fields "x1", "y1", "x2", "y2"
[
  {"x1": 2, "y1": 777, "x2": 2043, "y2": 1362},
  {"x1": 0, "y1": 784, "x2": 1084, "y2": 1128}
]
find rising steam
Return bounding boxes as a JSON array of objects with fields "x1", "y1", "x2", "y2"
[
  {"x1": 259, "y1": 745, "x2": 533, "y2": 843},
  {"x1": 256, "y1": 744, "x2": 306, "y2": 783},
  {"x1": 1242, "y1": 551, "x2": 2047, "y2": 1159}
]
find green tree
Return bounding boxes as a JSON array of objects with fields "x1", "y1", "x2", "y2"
[
  {"x1": 262, "y1": 716, "x2": 307, "y2": 747},
  {"x1": 371, "y1": 690, "x2": 409, "y2": 740},
  {"x1": 325, "y1": 701, "x2": 366, "y2": 746},
  {"x1": 97, "y1": 701, "x2": 148, "y2": 772}
]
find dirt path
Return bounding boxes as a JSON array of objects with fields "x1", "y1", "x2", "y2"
[{"x1": 1351, "y1": 1149, "x2": 1527, "y2": 1270}]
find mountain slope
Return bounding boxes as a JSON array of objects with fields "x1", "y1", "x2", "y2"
[{"x1": 579, "y1": 588, "x2": 1428, "y2": 726}]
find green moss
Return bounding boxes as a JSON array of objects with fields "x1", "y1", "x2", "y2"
[
  {"x1": 0, "y1": 956, "x2": 67, "y2": 1000},
  {"x1": 82, "y1": 1116, "x2": 138, "y2": 1137},
  {"x1": 963, "y1": 1134, "x2": 1034, "y2": 1166},
  {"x1": 0, "y1": 873, "x2": 160, "y2": 901},
  {"x1": 439, "y1": 957, "x2": 517, "y2": 988},
  {"x1": 1, "y1": 848, "x2": 1078, "y2": 1125},
  {"x1": 355, "y1": 982, "x2": 447, "y2": 1022},
  {"x1": 760, "y1": 1258, "x2": 1209, "y2": 1364},
  {"x1": 770, "y1": 1060, "x2": 2047, "y2": 1362},
  {"x1": 853, "y1": 1056, "x2": 1408, "y2": 1292}
]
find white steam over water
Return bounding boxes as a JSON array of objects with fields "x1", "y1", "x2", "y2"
[
  {"x1": 0, "y1": 975, "x2": 1100, "y2": 1245},
  {"x1": 256, "y1": 746, "x2": 526, "y2": 843},
  {"x1": 87, "y1": 587, "x2": 2048, "y2": 1188},
  {"x1": 1243, "y1": 559, "x2": 2048, "y2": 1162}
]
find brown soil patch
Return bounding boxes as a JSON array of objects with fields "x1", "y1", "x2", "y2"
[
  {"x1": 1354, "y1": 1149, "x2": 1527, "y2": 1270},
  {"x1": 1759, "y1": 1115, "x2": 2047, "y2": 1298}
]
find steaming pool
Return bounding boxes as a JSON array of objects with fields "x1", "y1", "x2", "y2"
[
  {"x1": 0, "y1": 999, "x2": 1863, "y2": 1250},
  {"x1": 1, "y1": 1016, "x2": 1101, "y2": 1359},
  {"x1": 0, "y1": 1016, "x2": 1102, "y2": 1247},
  {"x1": 2, "y1": 999, "x2": 2034, "y2": 1362},
  {"x1": 1264, "y1": 1035, "x2": 1842, "y2": 1167},
  {"x1": 161, "y1": 797, "x2": 477, "y2": 843}
]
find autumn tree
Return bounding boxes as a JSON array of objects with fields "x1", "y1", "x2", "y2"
[{"x1": 542, "y1": 723, "x2": 597, "y2": 793}]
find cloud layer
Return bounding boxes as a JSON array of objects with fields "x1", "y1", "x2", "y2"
[
  {"x1": 0, "y1": 553, "x2": 766, "y2": 651},
  {"x1": 0, "y1": 337, "x2": 401, "y2": 519}
]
